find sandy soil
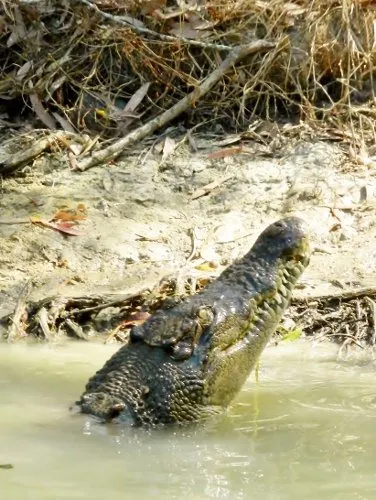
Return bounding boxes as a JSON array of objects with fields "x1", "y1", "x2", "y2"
[{"x1": 1, "y1": 133, "x2": 376, "y2": 341}]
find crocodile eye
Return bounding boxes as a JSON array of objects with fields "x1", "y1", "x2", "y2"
[
  {"x1": 197, "y1": 306, "x2": 214, "y2": 326},
  {"x1": 267, "y1": 220, "x2": 285, "y2": 237}
]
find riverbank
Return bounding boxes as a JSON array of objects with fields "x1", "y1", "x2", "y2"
[{"x1": 1, "y1": 135, "x2": 376, "y2": 348}]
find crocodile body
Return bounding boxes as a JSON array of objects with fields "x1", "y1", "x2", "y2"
[{"x1": 76, "y1": 217, "x2": 310, "y2": 426}]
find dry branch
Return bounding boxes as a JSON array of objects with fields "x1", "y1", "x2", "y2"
[
  {"x1": 76, "y1": 0, "x2": 236, "y2": 52},
  {"x1": 191, "y1": 174, "x2": 233, "y2": 200},
  {"x1": 0, "y1": 0, "x2": 375, "y2": 161},
  {"x1": 77, "y1": 40, "x2": 276, "y2": 171},
  {"x1": 0, "y1": 131, "x2": 84, "y2": 175}
]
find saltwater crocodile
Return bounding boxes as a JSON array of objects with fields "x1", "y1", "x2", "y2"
[{"x1": 75, "y1": 217, "x2": 310, "y2": 426}]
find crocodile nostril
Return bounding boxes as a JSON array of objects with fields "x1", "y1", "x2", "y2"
[{"x1": 107, "y1": 403, "x2": 126, "y2": 420}]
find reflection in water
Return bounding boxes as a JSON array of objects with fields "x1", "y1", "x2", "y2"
[{"x1": 1, "y1": 340, "x2": 376, "y2": 500}]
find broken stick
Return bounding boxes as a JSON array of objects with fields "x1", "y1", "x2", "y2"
[
  {"x1": 77, "y1": 40, "x2": 276, "y2": 171},
  {"x1": 0, "y1": 131, "x2": 83, "y2": 175}
]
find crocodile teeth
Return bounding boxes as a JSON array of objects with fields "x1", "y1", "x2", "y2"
[
  {"x1": 274, "y1": 293, "x2": 283, "y2": 305},
  {"x1": 263, "y1": 302, "x2": 273, "y2": 312}
]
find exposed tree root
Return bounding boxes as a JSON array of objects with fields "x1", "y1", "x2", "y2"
[{"x1": 3, "y1": 275, "x2": 376, "y2": 350}]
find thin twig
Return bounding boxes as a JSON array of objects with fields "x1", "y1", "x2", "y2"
[
  {"x1": 68, "y1": 290, "x2": 150, "y2": 316},
  {"x1": 0, "y1": 219, "x2": 30, "y2": 224},
  {"x1": 186, "y1": 228, "x2": 199, "y2": 262},
  {"x1": 76, "y1": 0, "x2": 237, "y2": 51},
  {"x1": 77, "y1": 40, "x2": 276, "y2": 171},
  {"x1": 191, "y1": 174, "x2": 233, "y2": 200}
]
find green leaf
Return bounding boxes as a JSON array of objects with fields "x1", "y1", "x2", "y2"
[{"x1": 281, "y1": 328, "x2": 302, "y2": 342}]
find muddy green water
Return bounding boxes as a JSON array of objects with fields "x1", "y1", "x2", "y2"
[{"x1": 1, "y1": 340, "x2": 376, "y2": 500}]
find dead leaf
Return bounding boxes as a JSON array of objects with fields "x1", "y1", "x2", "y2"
[
  {"x1": 213, "y1": 135, "x2": 241, "y2": 147},
  {"x1": 169, "y1": 23, "x2": 202, "y2": 39},
  {"x1": 29, "y1": 93, "x2": 57, "y2": 130},
  {"x1": 46, "y1": 221, "x2": 81, "y2": 236},
  {"x1": 161, "y1": 137, "x2": 176, "y2": 162},
  {"x1": 154, "y1": 141, "x2": 164, "y2": 154},
  {"x1": 207, "y1": 146, "x2": 243, "y2": 160},
  {"x1": 141, "y1": 0, "x2": 167, "y2": 15},
  {"x1": 52, "y1": 112, "x2": 76, "y2": 133},
  {"x1": 51, "y1": 208, "x2": 87, "y2": 222},
  {"x1": 31, "y1": 216, "x2": 81, "y2": 236},
  {"x1": 16, "y1": 61, "x2": 33, "y2": 81},
  {"x1": 106, "y1": 83, "x2": 151, "y2": 133},
  {"x1": 7, "y1": 6, "x2": 26, "y2": 47},
  {"x1": 195, "y1": 19, "x2": 219, "y2": 30},
  {"x1": 283, "y1": 3, "x2": 306, "y2": 16},
  {"x1": 120, "y1": 311, "x2": 151, "y2": 328},
  {"x1": 169, "y1": 12, "x2": 214, "y2": 38},
  {"x1": 121, "y1": 82, "x2": 151, "y2": 117},
  {"x1": 68, "y1": 143, "x2": 83, "y2": 156}
]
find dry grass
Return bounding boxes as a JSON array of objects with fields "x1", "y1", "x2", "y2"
[{"x1": 0, "y1": 0, "x2": 375, "y2": 144}]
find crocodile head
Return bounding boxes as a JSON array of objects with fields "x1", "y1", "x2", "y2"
[
  {"x1": 195, "y1": 216, "x2": 310, "y2": 408},
  {"x1": 76, "y1": 217, "x2": 310, "y2": 425}
]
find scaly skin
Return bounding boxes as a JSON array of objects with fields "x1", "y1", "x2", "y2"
[{"x1": 76, "y1": 217, "x2": 310, "y2": 426}]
